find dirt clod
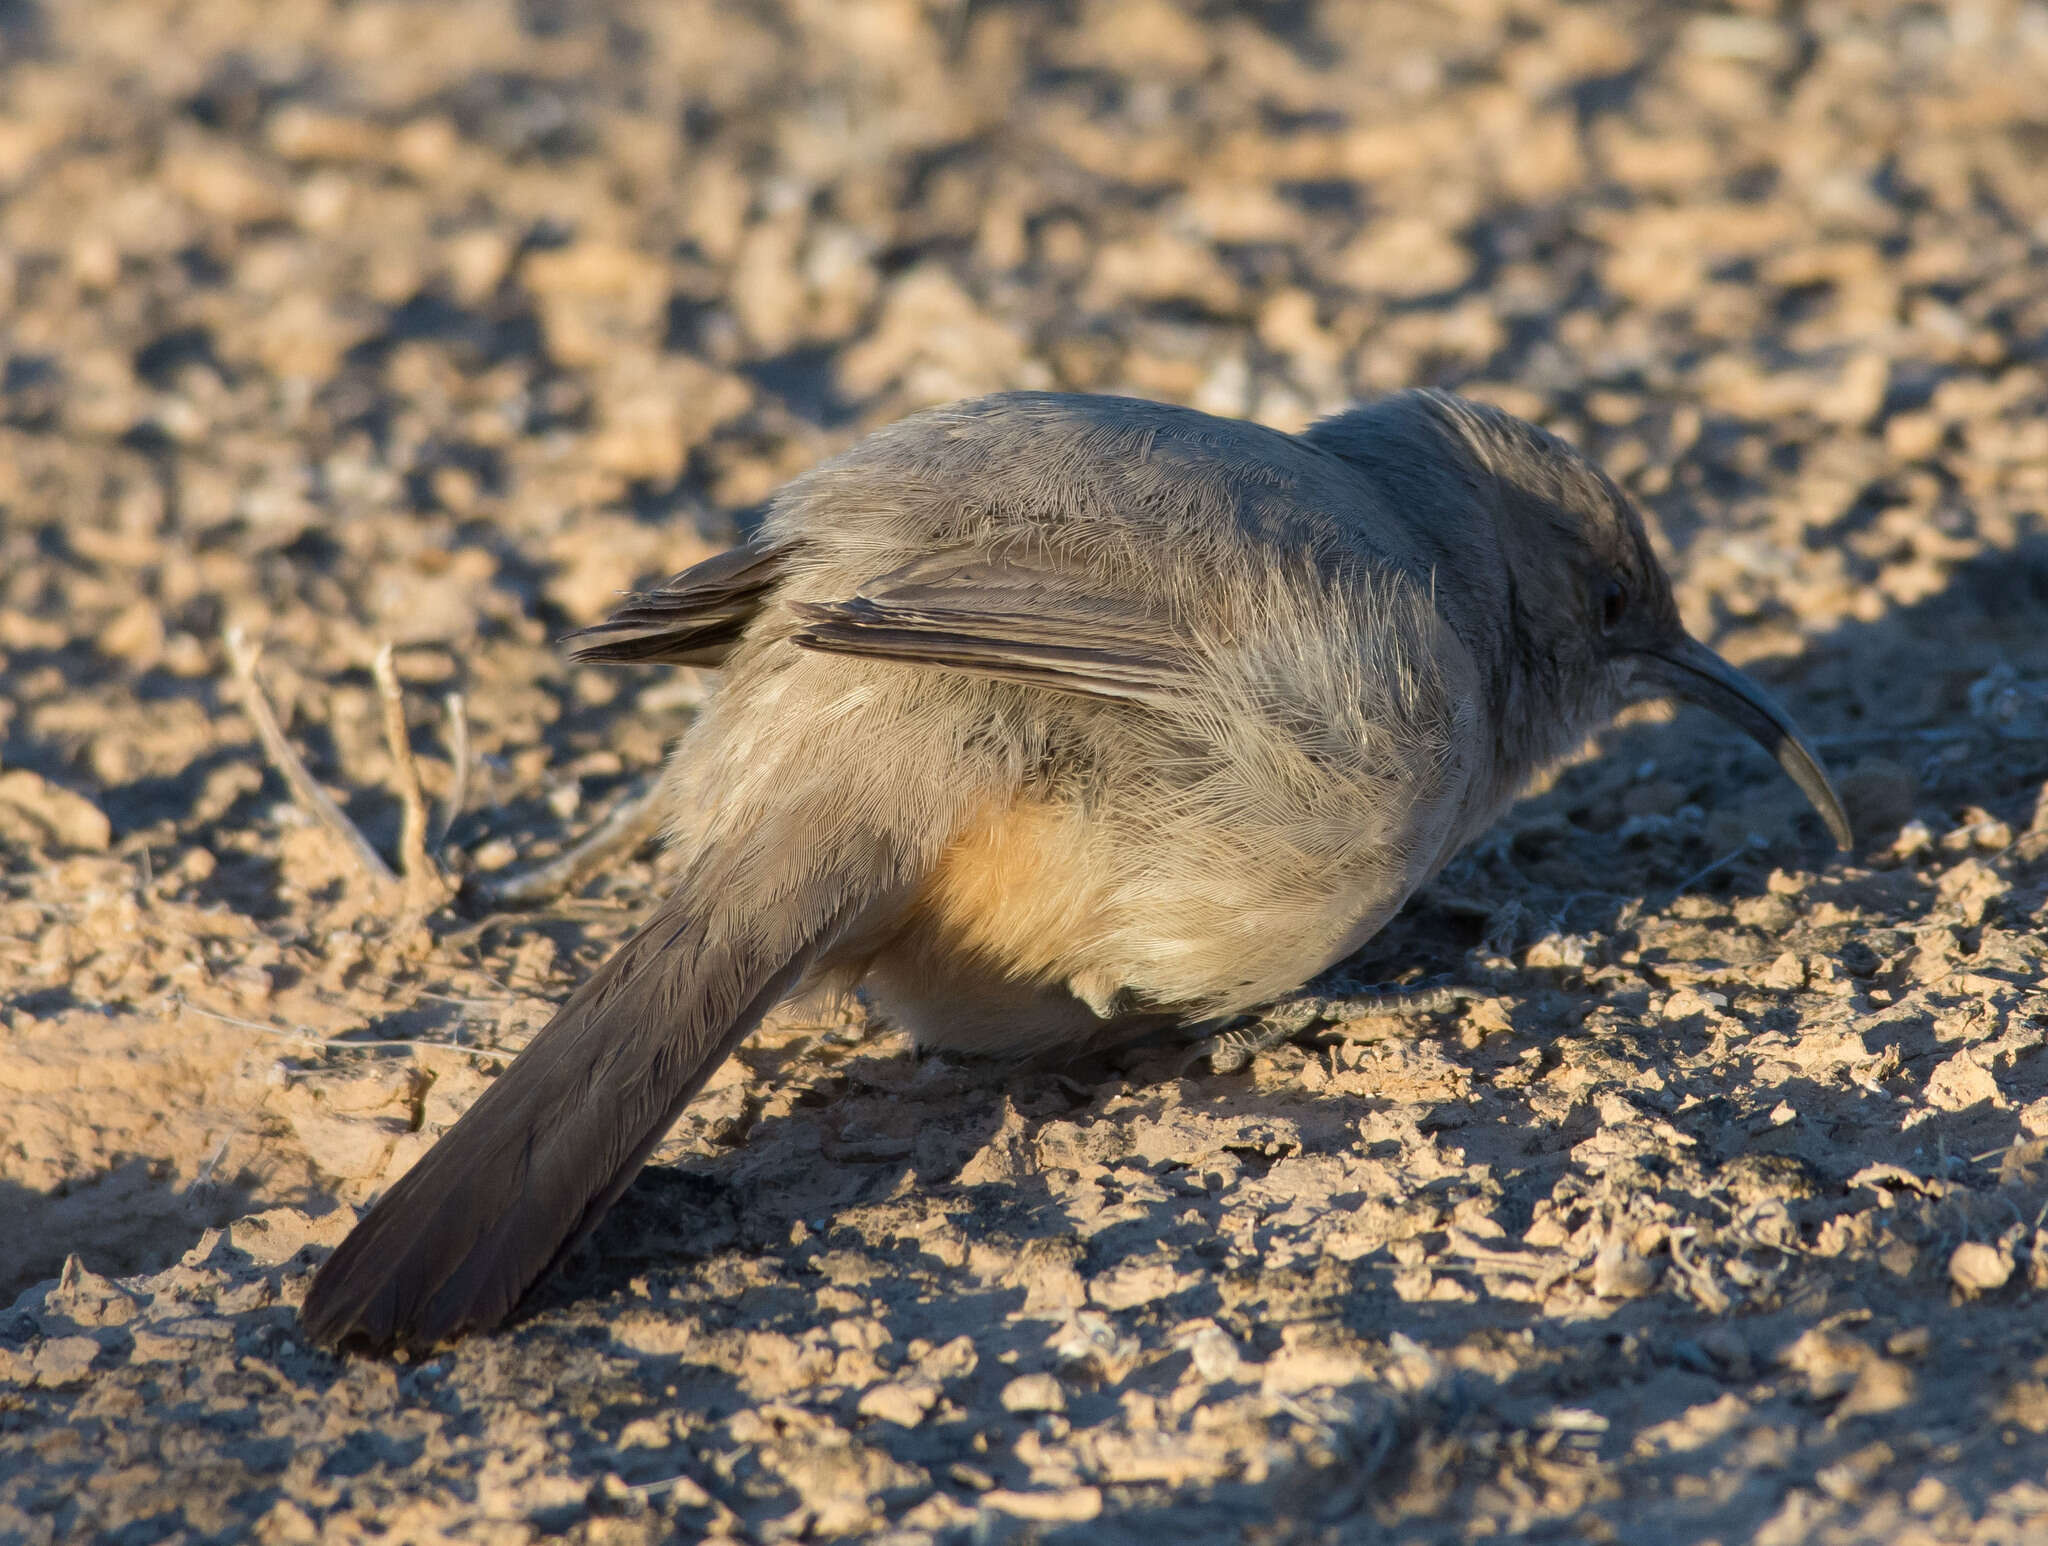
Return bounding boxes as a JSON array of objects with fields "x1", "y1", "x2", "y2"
[{"x1": 1949, "y1": 1240, "x2": 2016, "y2": 1295}]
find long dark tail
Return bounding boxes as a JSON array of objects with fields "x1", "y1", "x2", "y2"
[{"x1": 299, "y1": 835, "x2": 892, "y2": 1351}]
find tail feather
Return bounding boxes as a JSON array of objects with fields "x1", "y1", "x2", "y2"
[{"x1": 299, "y1": 844, "x2": 881, "y2": 1351}]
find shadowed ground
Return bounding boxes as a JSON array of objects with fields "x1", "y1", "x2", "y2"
[{"x1": 2, "y1": 1, "x2": 2047, "y2": 1541}]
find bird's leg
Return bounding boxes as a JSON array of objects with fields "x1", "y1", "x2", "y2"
[
  {"x1": 1305, "y1": 982, "x2": 1492, "y2": 1019},
  {"x1": 1182, "y1": 981, "x2": 1493, "y2": 1074}
]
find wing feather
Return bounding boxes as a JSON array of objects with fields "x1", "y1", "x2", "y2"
[
  {"x1": 565, "y1": 538, "x2": 790, "y2": 666},
  {"x1": 789, "y1": 554, "x2": 1195, "y2": 705}
]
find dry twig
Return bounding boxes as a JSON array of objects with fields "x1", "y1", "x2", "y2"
[
  {"x1": 178, "y1": 997, "x2": 517, "y2": 1064},
  {"x1": 373, "y1": 643, "x2": 451, "y2": 908},
  {"x1": 436, "y1": 689, "x2": 470, "y2": 852},
  {"x1": 223, "y1": 625, "x2": 397, "y2": 888},
  {"x1": 467, "y1": 770, "x2": 667, "y2": 909}
]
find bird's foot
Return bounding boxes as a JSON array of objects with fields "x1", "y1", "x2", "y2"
[
  {"x1": 1182, "y1": 981, "x2": 1492, "y2": 1075},
  {"x1": 1305, "y1": 982, "x2": 1491, "y2": 1020},
  {"x1": 1179, "y1": 1003, "x2": 1318, "y2": 1076}
]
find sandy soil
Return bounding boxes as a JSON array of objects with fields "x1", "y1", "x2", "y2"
[{"x1": 3, "y1": 0, "x2": 2048, "y2": 1541}]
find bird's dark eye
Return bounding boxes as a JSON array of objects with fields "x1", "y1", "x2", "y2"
[{"x1": 1600, "y1": 580, "x2": 1628, "y2": 632}]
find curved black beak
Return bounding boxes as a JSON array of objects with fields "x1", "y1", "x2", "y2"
[{"x1": 1632, "y1": 637, "x2": 1853, "y2": 850}]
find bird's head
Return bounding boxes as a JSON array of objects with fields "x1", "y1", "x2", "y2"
[{"x1": 1310, "y1": 390, "x2": 1852, "y2": 849}]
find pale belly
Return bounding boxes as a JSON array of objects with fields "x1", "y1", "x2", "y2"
[{"x1": 849, "y1": 794, "x2": 1422, "y2": 1058}]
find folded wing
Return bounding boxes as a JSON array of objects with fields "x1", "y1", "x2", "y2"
[
  {"x1": 565, "y1": 538, "x2": 790, "y2": 666},
  {"x1": 790, "y1": 552, "x2": 1196, "y2": 705}
]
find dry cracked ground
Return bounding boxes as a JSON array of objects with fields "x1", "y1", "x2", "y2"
[{"x1": 3, "y1": 1, "x2": 2048, "y2": 1542}]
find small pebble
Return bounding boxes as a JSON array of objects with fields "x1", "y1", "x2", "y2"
[
  {"x1": 1949, "y1": 1240, "x2": 2014, "y2": 1294},
  {"x1": 470, "y1": 837, "x2": 518, "y2": 871},
  {"x1": 999, "y1": 1373, "x2": 1066, "y2": 1414}
]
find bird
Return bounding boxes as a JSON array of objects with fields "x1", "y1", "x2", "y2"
[{"x1": 299, "y1": 388, "x2": 1850, "y2": 1350}]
